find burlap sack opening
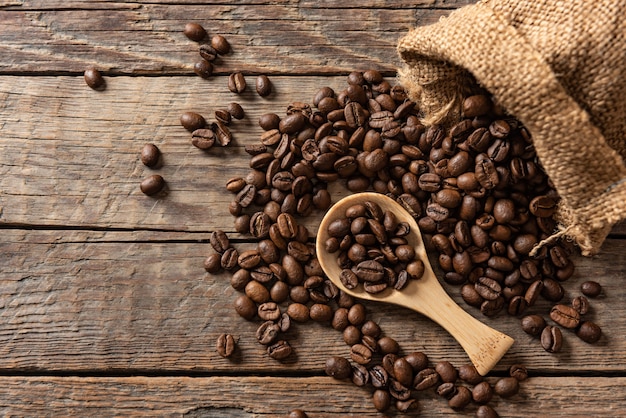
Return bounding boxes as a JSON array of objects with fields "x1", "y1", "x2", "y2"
[{"x1": 397, "y1": 0, "x2": 626, "y2": 256}]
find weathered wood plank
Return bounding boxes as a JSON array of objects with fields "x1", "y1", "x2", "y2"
[
  {"x1": 0, "y1": 3, "x2": 462, "y2": 74},
  {"x1": 0, "y1": 375, "x2": 622, "y2": 417},
  {"x1": 0, "y1": 229, "x2": 624, "y2": 373}
]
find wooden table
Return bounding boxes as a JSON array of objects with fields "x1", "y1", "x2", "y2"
[{"x1": 1, "y1": 1, "x2": 625, "y2": 416}]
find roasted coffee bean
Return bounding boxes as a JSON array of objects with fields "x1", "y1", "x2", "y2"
[
  {"x1": 199, "y1": 44, "x2": 218, "y2": 61},
  {"x1": 389, "y1": 379, "x2": 411, "y2": 401},
  {"x1": 244, "y1": 280, "x2": 269, "y2": 304},
  {"x1": 393, "y1": 357, "x2": 414, "y2": 387},
  {"x1": 472, "y1": 381, "x2": 493, "y2": 404},
  {"x1": 190, "y1": 128, "x2": 216, "y2": 149},
  {"x1": 413, "y1": 368, "x2": 440, "y2": 390},
  {"x1": 84, "y1": 67, "x2": 105, "y2": 90},
  {"x1": 462, "y1": 95, "x2": 492, "y2": 117},
  {"x1": 194, "y1": 59, "x2": 213, "y2": 78},
  {"x1": 529, "y1": 195, "x2": 557, "y2": 217},
  {"x1": 509, "y1": 364, "x2": 528, "y2": 381},
  {"x1": 576, "y1": 321, "x2": 602, "y2": 343},
  {"x1": 325, "y1": 356, "x2": 352, "y2": 379},
  {"x1": 216, "y1": 333, "x2": 236, "y2": 358},
  {"x1": 350, "y1": 343, "x2": 373, "y2": 365},
  {"x1": 437, "y1": 382, "x2": 458, "y2": 399},
  {"x1": 267, "y1": 340, "x2": 292, "y2": 360},
  {"x1": 435, "y1": 360, "x2": 458, "y2": 383},
  {"x1": 256, "y1": 74, "x2": 272, "y2": 96},
  {"x1": 228, "y1": 72, "x2": 246, "y2": 93},
  {"x1": 448, "y1": 386, "x2": 472, "y2": 410},
  {"x1": 476, "y1": 405, "x2": 500, "y2": 418},
  {"x1": 369, "y1": 365, "x2": 389, "y2": 388},
  {"x1": 227, "y1": 102, "x2": 245, "y2": 120},
  {"x1": 140, "y1": 143, "x2": 160, "y2": 167},
  {"x1": 233, "y1": 294, "x2": 257, "y2": 320},
  {"x1": 475, "y1": 276, "x2": 502, "y2": 300},
  {"x1": 256, "y1": 321, "x2": 281, "y2": 345},
  {"x1": 521, "y1": 314, "x2": 546, "y2": 336},
  {"x1": 541, "y1": 325, "x2": 563, "y2": 353},
  {"x1": 140, "y1": 174, "x2": 165, "y2": 196},
  {"x1": 581, "y1": 280, "x2": 602, "y2": 297},
  {"x1": 210, "y1": 34, "x2": 231, "y2": 55},
  {"x1": 372, "y1": 389, "x2": 391, "y2": 412},
  {"x1": 183, "y1": 22, "x2": 206, "y2": 41},
  {"x1": 180, "y1": 111, "x2": 206, "y2": 132},
  {"x1": 550, "y1": 304, "x2": 581, "y2": 329},
  {"x1": 395, "y1": 398, "x2": 419, "y2": 413},
  {"x1": 494, "y1": 376, "x2": 519, "y2": 398},
  {"x1": 210, "y1": 230, "x2": 230, "y2": 254},
  {"x1": 572, "y1": 295, "x2": 590, "y2": 315},
  {"x1": 203, "y1": 253, "x2": 222, "y2": 274},
  {"x1": 351, "y1": 363, "x2": 370, "y2": 387},
  {"x1": 458, "y1": 364, "x2": 483, "y2": 384},
  {"x1": 288, "y1": 410, "x2": 308, "y2": 418}
]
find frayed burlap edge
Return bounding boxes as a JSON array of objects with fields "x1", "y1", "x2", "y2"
[{"x1": 397, "y1": 2, "x2": 626, "y2": 256}]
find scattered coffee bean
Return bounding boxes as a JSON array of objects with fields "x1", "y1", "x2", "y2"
[
  {"x1": 581, "y1": 280, "x2": 602, "y2": 297},
  {"x1": 476, "y1": 405, "x2": 500, "y2": 418},
  {"x1": 84, "y1": 67, "x2": 105, "y2": 90},
  {"x1": 288, "y1": 410, "x2": 308, "y2": 418},
  {"x1": 193, "y1": 59, "x2": 213, "y2": 78},
  {"x1": 256, "y1": 74, "x2": 272, "y2": 97},
  {"x1": 325, "y1": 356, "x2": 352, "y2": 379},
  {"x1": 140, "y1": 174, "x2": 165, "y2": 196},
  {"x1": 228, "y1": 72, "x2": 247, "y2": 93},
  {"x1": 520, "y1": 314, "x2": 546, "y2": 336},
  {"x1": 576, "y1": 321, "x2": 602, "y2": 343},
  {"x1": 183, "y1": 22, "x2": 207, "y2": 41},
  {"x1": 140, "y1": 143, "x2": 160, "y2": 168},
  {"x1": 180, "y1": 111, "x2": 206, "y2": 132},
  {"x1": 494, "y1": 376, "x2": 519, "y2": 398},
  {"x1": 211, "y1": 34, "x2": 231, "y2": 55},
  {"x1": 541, "y1": 325, "x2": 563, "y2": 353},
  {"x1": 227, "y1": 102, "x2": 245, "y2": 119},
  {"x1": 216, "y1": 333, "x2": 236, "y2": 358},
  {"x1": 191, "y1": 128, "x2": 216, "y2": 149}
]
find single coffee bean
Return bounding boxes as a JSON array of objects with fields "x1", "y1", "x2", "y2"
[
  {"x1": 288, "y1": 410, "x2": 308, "y2": 418},
  {"x1": 193, "y1": 59, "x2": 213, "y2": 79},
  {"x1": 472, "y1": 381, "x2": 493, "y2": 404},
  {"x1": 550, "y1": 304, "x2": 581, "y2": 329},
  {"x1": 140, "y1": 174, "x2": 165, "y2": 196},
  {"x1": 180, "y1": 111, "x2": 206, "y2": 132},
  {"x1": 216, "y1": 333, "x2": 236, "y2": 358},
  {"x1": 576, "y1": 321, "x2": 602, "y2": 343},
  {"x1": 191, "y1": 128, "x2": 216, "y2": 150},
  {"x1": 520, "y1": 314, "x2": 546, "y2": 336},
  {"x1": 448, "y1": 385, "x2": 472, "y2": 410},
  {"x1": 541, "y1": 325, "x2": 563, "y2": 353},
  {"x1": 233, "y1": 294, "x2": 257, "y2": 320},
  {"x1": 372, "y1": 389, "x2": 391, "y2": 412},
  {"x1": 437, "y1": 382, "x2": 458, "y2": 399},
  {"x1": 476, "y1": 405, "x2": 500, "y2": 418},
  {"x1": 494, "y1": 377, "x2": 519, "y2": 398},
  {"x1": 581, "y1": 280, "x2": 602, "y2": 297},
  {"x1": 393, "y1": 358, "x2": 414, "y2": 387},
  {"x1": 210, "y1": 34, "x2": 231, "y2": 55},
  {"x1": 267, "y1": 340, "x2": 292, "y2": 360},
  {"x1": 203, "y1": 253, "x2": 221, "y2": 274},
  {"x1": 350, "y1": 343, "x2": 373, "y2": 365},
  {"x1": 256, "y1": 321, "x2": 280, "y2": 345},
  {"x1": 435, "y1": 360, "x2": 458, "y2": 383},
  {"x1": 509, "y1": 364, "x2": 528, "y2": 381},
  {"x1": 413, "y1": 368, "x2": 440, "y2": 391},
  {"x1": 183, "y1": 22, "x2": 206, "y2": 41},
  {"x1": 529, "y1": 195, "x2": 557, "y2": 217},
  {"x1": 458, "y1": 364, "x2": 483, "y2": 384},
  {"x1": 572, "y1": 295, "x2": 590, "y2": 315},
  {"x1": 351, "y1": 363, "x2": 370, "y2": 387},
  {"x1": 369, "y1": 365, "x2": 389, "y2": 388},
  {"x1": 227, "y1": 102, "x2": 245, "y2": 120},
  {"x1": 140, "y1": 143, "x2": 160, "y2": 168},
  {"x1": 325, "y1": 356, "x2": 352, "y2": 379},
  {"x1": 210, "y1": 230, "x2": 230, "y2": 254},
  {"x1": 228, "y1": 72, "x2": 246, "y2": 93},
  {"x1": 256, "y1": 74, "x2": 272, "y2": 97},
  {"x1": 84, "y1": 67, "x2": 105, "y2": 89},
  {"x1": 462, "y1": 95, "x2": 492, "y2": 117}
]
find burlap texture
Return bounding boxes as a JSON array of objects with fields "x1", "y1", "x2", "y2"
[{"x1": 397, "y1": 0, "x2": 626, "y2": 256}]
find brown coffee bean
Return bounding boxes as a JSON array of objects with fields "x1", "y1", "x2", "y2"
[
  {"x1": 198, "y1": 44, "x2": 218, "y2": 61},
  {"x1": 183, "y1": 22, "x2": 207, "y2": 41},
  {"x1": 228, "y1": 72, "x2": 246, "y2": 93},
  {"x1": 180, "y1": 111, "x2": 206, "y2": 132},
  {"x1": 577, "y1": 321, "x2": 602, "y2": 343},
  {"x1": 194, "y1": 59, "x2": 213, "y2": 79},
  {"x1": 325, "y1": 356, "x2": 352, "y2": 379},
  {"x1": 203, "y1": 253, "x2": 222, "y2": 274},
  {"x1": 267, "y1": 340, "x2": 292, "y2": 360},
  {"x1": 581, "y1": 280, "x2": 602, "y2": 297},
  {"x1": 256, "y1": 74, "x2": 272, "y2": 96},
  {"x1": 413, "y1": 368, "x2": 439, "y2": 391},
  {"x1": 520, "y1": 314, "x2": 546, "y2": 336},
  {"x1": 210, "y1": 230, "x2": 230, "y2": 254},
  {"x1": 140, "y1": 143, "x2": 160, "y2": 167},
  {"x1": 84, "y1": 67, "x2": 105, "y2": 90},
  {"x1": 350, "y1": 343, "x2": 373, "y2": 365},
  {"x1": 550, "y1": 304, "x2": 581, "y2": 329},
  {"x1": 256, "y1": 321, "x2": 280, "y2": 345},
  {"x1": 472, "y1": 381, "x2": 493, "y2": 404},
  {"x1": 140, "y1": 174, "x2": 165, "y2": 196},
  {"x1": 541, "y1": 325, "x2": 563, "y2": 353},
  {"x1": 288, "y1": 410, "x2": 308, "y2": 418},
  {"x1": 216, "y1": 333, "x2": 236, "y2": 358},
  {"x1": 494, "y1": 376, "x2": 519, "y2": 398},
  {"x1": 372, "y1": 389, "x2": 391, "y2": 412},
  {"x1": 476, "y1": 405, "x2": 500, "y2": 418},
  {"x1": 448, "y1": 385, "x2": 472, "y2": 410},
  {"x1": 233, "y1": 294, "x2": 257, "y2": 320},
  {"x1": 435, "y1": 360, "x2": 458, "y2": 383},
  {"x1": 572, "y1": 295, "x2": 590, "y2": 315},
  {"x1": 462, "y1": 95, "x2": 492, "y2": 117},
  {"x1": 509, "y1": 364, "x2": 528, "y2": 381},
  {"x1": 458, "y1": 364, "x2": 483, "y2": 384},
  {"x1": 210, "y1": 34, "x2": 231, "y2": 55}
]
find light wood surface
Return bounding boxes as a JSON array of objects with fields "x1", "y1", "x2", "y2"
[{"x1": 1, "y1": 1, "x2": 625, "y2": 416}]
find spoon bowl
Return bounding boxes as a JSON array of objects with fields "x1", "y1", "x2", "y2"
[{"x1": 316, "y1": 192, "x2": 514, "y2": 375}]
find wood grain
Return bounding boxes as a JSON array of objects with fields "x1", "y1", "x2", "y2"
[
  {"x1": 0, "y1": 375, "x2": 623, "y2": 417},
  {"x1": 1, "y1": 229, "x2": 624, "y2": 374},
  {"x1": 0, "y1": 2, "x2": 467, "y2": 74}
]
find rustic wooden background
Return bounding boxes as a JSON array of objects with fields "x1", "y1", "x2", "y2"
[{"x1": 1, "y1": 1, "x2": 625, "y2": 416}]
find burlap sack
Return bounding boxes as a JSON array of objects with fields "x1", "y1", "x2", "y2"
[{"x1": 397, "y1": 0, "x2": 626, "y2": 256}]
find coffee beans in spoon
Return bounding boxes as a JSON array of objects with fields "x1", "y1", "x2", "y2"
[{"x1": 324, "y1": 200, "x2": 425, "y2": 293}]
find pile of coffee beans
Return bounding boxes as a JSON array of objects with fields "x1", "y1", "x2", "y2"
[
  {"x1": 324, "y1": 200, "x2": 425, "y2": 293},
  {"x1": 325, "y1": 352, "x2": 527, "y2": 413}
]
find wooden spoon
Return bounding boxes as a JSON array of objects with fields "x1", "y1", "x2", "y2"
[{"x1": 316, "y1": 192, "x2": 514, "y2": 375}]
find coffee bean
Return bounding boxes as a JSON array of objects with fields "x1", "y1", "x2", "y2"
[
  {"x1": 572, "y1": 295, "x2": 590, "y2": 315},
  {"x1": 210, "y1": 34, "x2": 231, "y2": 55},
  {"x1": 140, "y1": 143, "x2": 160, "y2": 167},
  {"x1": 194, "y1": 59, "x2": 213, "y2": 79},
  {"x1": 140, "y1": 174, "x2": 165, "y2": 196},
  {"x1": 180, "y1": 111, "x2": 206, "y2": 132},
  {"x1": 183, "y1": 22, "x2": 206, "y2": 41},
  {"x1": 267, "y1": 340, "x2": 292, "y2": 360},
  {"x1": 462, "y1": 95, "x2": 492, "y2": 117},
  {"x1": 233, "y1": 294, "x2": 257, "y2": 320},
  {"x1": 413, "y1": 368, "x2": 439, "y2": 391},
  {"x1": 494, "y1": 376, "x2": 519, "y2": 398},
  {"x1": 550, "y1": 304, "x2": 581, "y2": 329},
  {"x1": 521, "y1": 314, "x2": 546, "y2": 336},
  {"x1": 581, "y1": 280, "x2": 602, "y2": 297},
  {"x1": 191, "y1": 128, "x2": 216, "y2": 150},
  {"x1": 435, "y1": 360, "x2": 458, "y2": 383},
  {"x1": 476, "y1": 405, "x2": 500, "y2": 418},
  {"x1": 84, "y1": 67, "x2": 105, "y2": 90},
  {"x1": 216, "y1": 333, "x2": 236, "y2": 358},
  {"x1": 256, "y1": 74, "x2": 272, "y2": 97},
  {"x1": 350, "y1": 343, "x2": 373, "y2": 365},
  {"x1": 198, "y1": 44, "x2": 218, "y2": 61},
  {"x1": 372, "y1": 389, "x2": 391, "y2": 412},
  {"x1": 228, "y1": 72, "x2": 246, "y2": 93},
  {"x1": 541, "y1": 325, "x2": 563, "y2": 353},
  {"x1": 509, "y1": 364, "x2": 528, "y2": 381},
  {"x1": 203, "y1": 253, "x2": 222, "y2": 274},
  {"x1": 288, "y1": 409, "x2": 308, "y2": 418},
  {"x1": 472, "y1": 381, "x2": 493, "y2": 404},
  {"x1": 210, "y1": 230, "x2": 230, "y2": 254},
  {"x1": 458, "y1": 364, "x2": 483, "y2": 384},
  {"x1": 448, "y1": 386, "x2": 472, "y2": 410},
  {"x1": 576, "y1": 321, "x2": 602, "y2": 343}
]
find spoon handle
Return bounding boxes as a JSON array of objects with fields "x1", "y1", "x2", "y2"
[{"x1": 400, "y1": 269, "x2": 514, "y2": 375}]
